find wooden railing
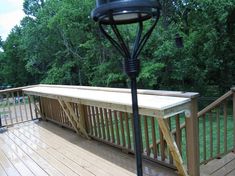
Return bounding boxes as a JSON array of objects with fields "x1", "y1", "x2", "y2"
[
  {"x1": 197, "y1": 88, "x2": 235, "y2": 164},
  {"x1": 40, "y1": 98, "x2": 188, "y2": 166},
  {"x1": 164, "y1": 87, "x2": 235, "y2": 166},
  {"x1": 0, "y1": 86, "x2": 38, "y2": 127},
  {"x1": 2, "y1": 84, "x2": 235, "y2": 176},
  {"x1": 36, "y1": 86, "x2": 200, "y2": 176},
  {"x1": 37, "y1": 85, "x2": 235, "y2": 175},
  {"x1": 1, "y1": 85, "x2": 234, "y2": 175}
]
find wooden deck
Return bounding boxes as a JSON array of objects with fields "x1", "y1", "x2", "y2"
[
  {"x1": 0, "y1": 121, "x2": 177, "y2": 176},
  {"x1": 200, "y1": 152, "x2": 235, "y2": 176}
]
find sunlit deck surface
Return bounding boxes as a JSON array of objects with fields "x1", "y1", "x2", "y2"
[
  {"x1": 0, "y1": 121, "x2": 177, "y2": 176},
  {"x1": 200, "y1": 153, "x2": 235, "y2": 176}
]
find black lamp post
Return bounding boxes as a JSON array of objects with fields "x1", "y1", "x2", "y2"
[{"x1": 91, "y1": 1, "x2": 161, "y2": 175}]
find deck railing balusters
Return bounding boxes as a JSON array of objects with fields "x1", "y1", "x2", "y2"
[
  {"x1": 151, "y1": 116, "x2": 157, "y2": 159},
  {"x1": 109, "y1": 109, "x2": 115, "y2": 143},
  {"x1": 17, "y1": 91, "x2": 24, "y2": 122},
  {"x1": 13, "y1": 86, "x2": 235, "y2": 176},
  {"x1": 91, "y1": 106, "x2": 97, "y2": 137},
  {"x1": 119, "y1": 112, "x2": 126, "y2": 147},
  {"x1": 144, "y1": 116, "x2": 150, "y2": 156},
  {"x1": 103, "y1": 109, "x2": 110, "y2": 141},
  {"x1": 203, "y1": 114, "x2": 206, "y2": 161},
  {"x1": 86, "y1": 106, "x2": 93, "y2": 135},
  {"x1": 11, "y1": 92, "x2": 18, "y2": 123},
  {"x1": 114, "y1": 111, "x2": 120, "y2": 145},
  {"x1": 197, "y1": 89, "x2": 234, "y2": 166},
  {"x1": 100, "y1": 108, "x2": 106, "y2": 139},
  {"x1": 95, "y1": 107, "x2": 102, "y2": 138},
  {"x1": 175, "y1": 114, "x2": 182, "y2": 155},
  {"x1": 216, "y1": 106, "x2": 220, "y2": 155},
  {"x1": 2, "y1": 93, "x2": 7, "y2": 125},
  {"x1": 7, "y1": 93, "x2": 13, "y2": 124},
  {"x1": 159, "y1": 122, "x2": 165, "y2": 161},
  {"x1": 167, "y1": 118, "x2": 173, "y2": 164},
  {"x1": 223, "y1": 101, "x2": 227, "y2": 153},
  {"x1": 209, "y1": 111, "x2": 213, "y2": 158}
]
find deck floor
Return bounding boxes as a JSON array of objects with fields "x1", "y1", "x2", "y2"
[
  {"x1": 200, "y1": 152, "x2": 235, "y2": 176},
  {"x1": 0, "y1": 121, "x2": 177, "y2": 176}
]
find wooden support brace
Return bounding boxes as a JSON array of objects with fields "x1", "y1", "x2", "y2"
[
  {"x1": 58, "y1": 99, "x2": 79, "y2": 134},
  {"x1": 34, "y1": 103, "x2": 44, "y2": 120},
  {"x1": 64, "y1": 101, "x2": 90, "y2": 139},
  {"x1": 58, "y1": 99, "x2": 89, "y2": 139},
  {"x1": 157, "y1": 118, "x2": 188, "y2": 176}
]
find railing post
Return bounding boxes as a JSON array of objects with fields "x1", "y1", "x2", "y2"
[
  {"x1": 78, "y1": 104, "x2": 89, "y2": 134},
  {"x1": 232, "y1": 87, "x2": 235, "y2": 153},
  {"x1": 185, "y1": 97, "x2": 200, "y2": 176}
]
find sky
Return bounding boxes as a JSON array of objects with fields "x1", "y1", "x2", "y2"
[{"x1": 0, "y1": 0, "x2": 25, "y2": 40}]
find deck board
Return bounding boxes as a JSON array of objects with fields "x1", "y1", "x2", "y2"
[
  {"x1": 200, "y1": 152, "x2": 235, "y2": 176},
  {"x1": 21, "y1": 124, "x2": 131, "y2": 176},
  {"x1": 6, "y1": 130, "x2": 64, "y2": 176},
  {"x1": 0, "y1": 163, "x2": 7, "y2": 176},
  {"x1": 0, "y1": 137, "x2": 35, "y2": 176},
  {"x1": 0, "y1": 132, "x2": 49, "y2": 176},
  {"x1": 0, "y1": 121, "x2": 177, "y2": 176},
  {"x1": 227, "y1": 168, "x2": 235, "y2": 176},
  {"x1": 0, "y1": 147, "x2": 21, "y2": 176}
]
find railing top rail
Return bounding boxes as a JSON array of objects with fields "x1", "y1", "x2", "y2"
[
  {"x1": 38, "y1": 84, "x2": 199, "y2": 98},
  {"x1": 23, "y1": 84, "x2": 194, "y2": 119},
  {"x1": 197, "y1": 90, "x2": 233, "y2": 117},
  {"x1": 0, "y1": 85, "x2": 37, "y2": 94}
]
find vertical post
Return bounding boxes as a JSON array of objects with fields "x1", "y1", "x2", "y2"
[
  {"x1": 78, "y1": 104, "x2": 89, "y2": 134},
  {"x1": 28, "y1": 95, "x2": 33, "y2": 120},
  {"x1": 130, "y1": 77, "x2": 143, "y2": 176},
  {"x1": 32, "y1": 96, "x2": 38, "y2": 119},
  {"x1": 232, "y1": 88, "x2": 235, "y2": 153},
  {"x1": 185, "y1": 97, "x2": 200, "y2": 176}
]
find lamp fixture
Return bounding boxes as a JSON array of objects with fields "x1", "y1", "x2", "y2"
[{"x1": 91, "y1": 1, "x2": 161, "y2": 175}]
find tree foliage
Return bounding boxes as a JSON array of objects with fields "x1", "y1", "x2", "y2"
[{"x1": 0, "y1": 0, "x2": 235, "y2": 96}]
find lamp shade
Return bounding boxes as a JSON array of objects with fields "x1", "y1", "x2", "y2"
[{"x1": 92, "y1": 0, "x2": 160, "y2": 24}]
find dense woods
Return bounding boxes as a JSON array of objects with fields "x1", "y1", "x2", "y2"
[{"x1": 0, "y1": 0, "x2": 235, "y2": 97}]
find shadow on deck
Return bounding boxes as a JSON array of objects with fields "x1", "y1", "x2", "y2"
[{"x1": 0, "y1": 121, "x2": 177, "y2": 176}]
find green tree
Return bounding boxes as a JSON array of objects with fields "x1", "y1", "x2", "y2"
[{"x1": 2, "y1": 26, "x2": 32, "y2": 86}]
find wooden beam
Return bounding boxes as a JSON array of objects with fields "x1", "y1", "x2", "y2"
[
  {"x1": 58, "y1": 99, "x2": 89, "y2": 139},
  {"x1": 157, "y1": 118, "x2": 188, "y2": 176}
]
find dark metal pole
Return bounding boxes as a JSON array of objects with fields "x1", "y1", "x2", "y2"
[
  {"x1": 0, "y1": 115, "x2": 2, "y2": 128},
  {"x1": 130, "y1": 76, "x2": 143, "y2": 176}
]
